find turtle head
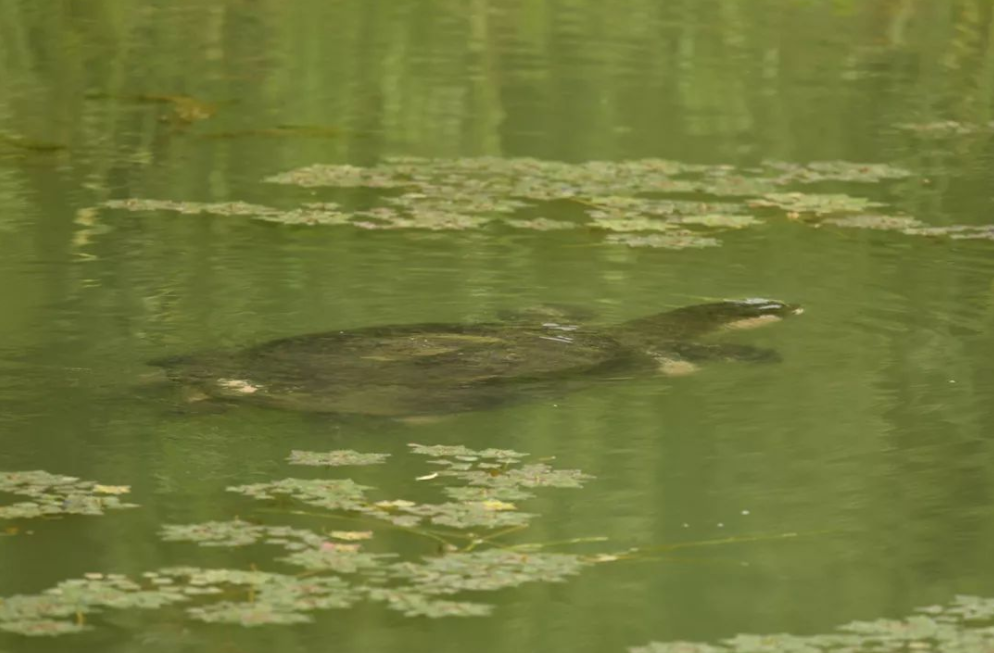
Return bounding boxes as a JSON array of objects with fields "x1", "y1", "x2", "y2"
[
  {"x1": 616, "y1": 298, "x2": 802, "y2": 346},
  {"x1": 713, "y1": 298, "x2": 803, "y2": 330}
]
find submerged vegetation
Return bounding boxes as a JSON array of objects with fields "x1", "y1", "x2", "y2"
[
  {"x1": 0, "y1": 445, "x2": 604, "y2": 636},
  {"x1": 99, "y1": 156, "x2": 993, "y2": 248}
]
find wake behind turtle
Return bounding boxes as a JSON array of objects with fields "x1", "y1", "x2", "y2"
[{"x1": 152, "y1": 298, "x2": 802, "y2": 417}]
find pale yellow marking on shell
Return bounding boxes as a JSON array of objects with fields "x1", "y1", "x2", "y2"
[
  {"x1": 657, "y1": 359, "x2": 700, "y2": 376},
  {"x1": 721, "y1": 314, "x2": 782, "y2": 331}
]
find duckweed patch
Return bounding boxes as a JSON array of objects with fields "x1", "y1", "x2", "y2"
[
  {"x1": 0, "y1": 446, "x2": 608, "y2": 637},
  {"x1": 0, "y1": 471, "x2": 137, "y2": 520},
  {"x1": 98, "y1": 155, "x2": 993, "y2": 250},
  {"x1": 286, "y1": 449, "x2": 390, "y2": 467},
  {"x1": 630, "y1": 595, "x2": 994, "y2": 653}
]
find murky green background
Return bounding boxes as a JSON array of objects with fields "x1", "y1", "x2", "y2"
[{"x1": 2, "y1": 1, "x2": 994, "y2": 652}]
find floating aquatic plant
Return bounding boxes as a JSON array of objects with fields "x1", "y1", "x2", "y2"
[
  {"x1": 95, "y1": 154, "x2": 993, "y2": 249},
  {"x1": 287, "y1": 449, "x2": 390, "y2": 467},
  {"x1": 407, "y1": 443, "x2": 528, "y2": 462},
  {"x1": 629, "y1": 595, "x2": 994, "y2": 653},
  {"x1": 0, "y1": 470, "x2": 137, "y2": 520},
  {"x1": 762, "y1": 160, "x2": 913, "y2": 184},
  {"x1": 227, "y1": 478, "x2": 371, "y2": 512},
  {"x1": 748, "y1": 192, "x2": 883, "y2": 216},
  {"x1": 365, "y1": 588, "x2": 493, "y2": 618},
  {"x1": 0, "y1": 446, "x2": 610, "y2": 637},
  {"x1": 821, "y1": 214, "x2": 924, "y2": 230},
  {"x1": 390, "y1": 549, "x2": 586, "y2": 595}
]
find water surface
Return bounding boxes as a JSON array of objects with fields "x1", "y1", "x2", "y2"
[{"x1": 2, "y1": 2, "x2": 994, "y2": 652}]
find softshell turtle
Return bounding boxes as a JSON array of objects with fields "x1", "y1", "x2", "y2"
[{"x1": 152, "y1": 298, "x2": 801, "y2": 417}]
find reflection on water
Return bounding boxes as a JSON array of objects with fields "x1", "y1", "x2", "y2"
[{"x1": 1, "y1": 1, "x2": 994, "y2": 653}]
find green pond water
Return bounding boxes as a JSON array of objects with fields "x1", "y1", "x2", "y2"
[{"x1": 2, "y1": 2, "x2": 994, "y2": 652}]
